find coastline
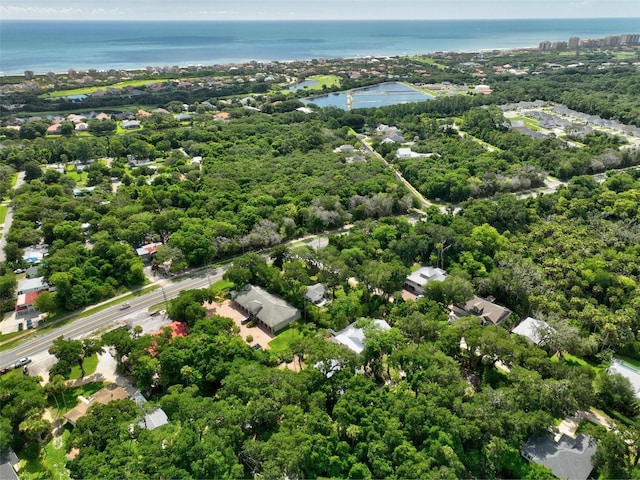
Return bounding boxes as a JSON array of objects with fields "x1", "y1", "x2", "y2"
[{"x1": 1, "y1": 18, "x2": 638, "y2": 76}]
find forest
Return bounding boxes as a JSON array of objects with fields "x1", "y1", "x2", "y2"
[{"x1": 1, "y1": 49, "x2": 640, "y2": 479}]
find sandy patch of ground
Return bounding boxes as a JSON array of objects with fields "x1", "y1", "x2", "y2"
[
  {"x1": 209, "y1": 300, "x2": 274, "y2": 349},
  {"x1": 401, "y1": 289, "x2": 417, "y2": 301}
]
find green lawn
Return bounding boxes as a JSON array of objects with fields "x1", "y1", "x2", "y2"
[
  {"x1": 40, "y1": 78, "x2": 173, "y2": 99},
  {"x1": 509, "y1": 115, "x2": 541, "y2": 131},
  {"x1": 20, "y1": 428, "x2": 72, "y2": 480},
  {"x1": 49, "y1": 381, "x2": 106, "y2": 415},
  {"x1": 307, "y1": 75, "x2": 340, "y2": 90},
  {"x1": 211, "y1": 279, "x2": 234, "y2": 293},
  {"x1": 64, "y1": 165, "x2": 88, "y2": 185},
  {"x1": 0, "y1": 205, "x2": 8, "y2": 224},
  {"x1": 68, "y1": 353, "x2": 99, "y2": 380},
  {"x1": 268, "y1": 327, "x2": 304, "y2": 353},
  {"x1": 10, "y1": 172, "x2": 19, "y2": 187}
]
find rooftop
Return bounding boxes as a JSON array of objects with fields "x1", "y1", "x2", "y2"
[
  {"x1": 333, "y1": 319, "x2": 391, "y2": 354},
  {"x1": 521, "y1": 433, "x2": 596, "y2": 480},
  {"x1": 512, "y1": 317, "x2": 552, "y2": 345}
]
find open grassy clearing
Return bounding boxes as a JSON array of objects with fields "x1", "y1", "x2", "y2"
[
  {"x1": 20, "y1": 428, "x2": 72, "y2": 480},
  {"x1": 408, "y1": 56, "x2": 447, "y2": 70},
  {"x1": 268, "y1": 327, "x2": 304, "y2": 353},
  {"x1": 40, "y1": 79, "x2": 173, "y2": 99},
  {"x1": 0, "y1": 205, "x2": 8, "y2": 224},
  {"x1": 68, "y1": 353, "x2": 99, "y2": 380},
  {"x1": 509, "y1": 115, "x2": 541, "y2": 131},
  {"x1": 64, "y1": 165, "x2": 88, "y2": 185}
]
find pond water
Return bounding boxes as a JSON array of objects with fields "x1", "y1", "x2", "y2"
[
  {"x1": 302, "y1": 82, "x2": 433, "y2": 110},
  {"x1": 61, "y1": 94, "x2": 88, "y2": 101},
  {"x1": 288, "y1": 79, "x2": 319, "y2": 91}
]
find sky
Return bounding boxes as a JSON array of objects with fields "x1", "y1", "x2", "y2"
[{"x1": 1, "y1": 0, "x2": 639, "y2": 20}]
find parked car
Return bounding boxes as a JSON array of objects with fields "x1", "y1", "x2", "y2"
[
  {"x1": 14, "y1": 357, "x2": 31, "y2": 368},
  {"x1": 241, "y1": 316, "x2": 251, "y2": 325},
  {"x1": 13, "y1": 268, "x2": 24, "y2": 274},
  {"x1": 119, "y1": 303, "x2": 131, "y2": 310},
  {"x1": 251, "y1": 344, "x2": 262, "y2": 351}
]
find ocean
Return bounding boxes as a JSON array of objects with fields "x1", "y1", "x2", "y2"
[{"x1": 1, "y1": 18, "x2": 639, "y2": 75}]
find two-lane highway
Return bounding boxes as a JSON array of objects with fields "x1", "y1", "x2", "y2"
[{"x1": 0, "y1": 269, "x2": 224, "y2": 369}]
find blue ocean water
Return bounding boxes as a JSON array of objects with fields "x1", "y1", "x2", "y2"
[{"x1": 1, "y1": 18, "x2": 638, "y2": 75}]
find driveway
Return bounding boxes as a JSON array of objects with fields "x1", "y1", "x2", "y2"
[{"x1": 212, "y1": 300, "x2": 274, "y2": 349}]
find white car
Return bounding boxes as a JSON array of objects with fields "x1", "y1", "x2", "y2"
[
  {"x1": 119, "y1": 303, "x2": 131, "y2": 310},
  {"x1": 14, "y1": 357, "x2": 31, "y2": 368}
]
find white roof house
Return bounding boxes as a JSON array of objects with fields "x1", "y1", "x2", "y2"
[
  {"x1": 17, "y1": 277, "x2": 48, "y2": 295},
  {"x1": 332, "y1": 319, "x2": 391, "y2": 355},
  {"x1": 404, "y1": 266, "x2": 447, "y2": 295},
  {"x1": 512, "y1": 317, "x2": 553, "y2": 345}
]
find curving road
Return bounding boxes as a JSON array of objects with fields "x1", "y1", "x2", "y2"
[{"x1": 0, "y1": 268, "x2": 224, "y2": 369}]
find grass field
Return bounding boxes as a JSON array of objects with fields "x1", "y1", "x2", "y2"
[
  {"x1": 509, "y1": 115, "x2": 541, "y2": 131},
  {"x1": 0, "y1": 205, "x2": 8, "y2": 224},
  {"x1": 408, "y1": 56, "x2": 447, "y2": 70},
  {"x1": 20, "y1": 428, "x2": 72, "y2": 480},
  {"x1": 50, "y1": 381, "x2": 106, "y2": 415},
  {"x1": 64, "y1": 164, "x2": 88, "y2": 185},
  {"x1": 268, "y1": 327, "x2": 304, "y2": 353},
  {"x1": 40, "y1": 79, "x2": 172, "y2": 99},
  {"x1": 68, "y1": 353, "x2": 99, "y2": 380},
  {"x1": 284, "y1": 74, "x2": 340, "y2": 93}
]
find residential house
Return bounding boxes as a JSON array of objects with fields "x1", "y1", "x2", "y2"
[
  {"x1": 22, "y1": 246, "x2": 48, "y2": 264},
  {"x1": 15, "y1": 290, "x2": 43, "y2": 316},
  {"x1": 512, "y1": 317, "x2": 553, "y2": 345},
  {"x1": 0, "y1": 448, "x2": 20, "y2": 480},
  {"x1": 139, "y1": 407, "x2": 169, "y2": 430},
  {"x1": 94, "y1": 112, "x2": 111, "y2": 121},
  {"x1": 452, "y1": 296, "x2": 511, "y2": 326},
  {"x1": 521, "y1": 433, "x2": 596, "y2": 480},
  {"x1": 232, "y1": 284, "x2": 300, "y2": 334},
  {"x1": 404, "y1": 266, "x2": 447, "y2": 295},
  {"x1": 135, "y1": 242, "x2": 163, "y2": 263},
  {"x1": 64, "y1": 384, "x2": 129, "y2": 426},
  {"x1": 17, "y1": 276, "x2": 48, "y2": 295},
  {"x1": 176, "y1": 113, "x2": 192, "y2": 122},
  {"x1": 608, "y1": 359, "x2": 640, "y2": 398},
  {"x1": 46, "y1": 123, "x2": 62, "y2": 134},
  {"x1": 75, "y1": 122, "x2": 89, "y2": 132},
  {"x1": 304, "y1": 283, "x2": 327, "y2": 305},
  {"x1": 332, "y1": 319, "x2": 391, "y2": 355},
  {"x1": 121, "y1": 120, "x2": 141, "y2": 129}
]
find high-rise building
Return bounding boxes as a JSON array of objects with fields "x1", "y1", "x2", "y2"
[
  {"x1": 539, "y1": 41, "x2": 552, "y2": 51},
  {"x1": 568, "y1": 37, "x2": 580, "y2": 49}
]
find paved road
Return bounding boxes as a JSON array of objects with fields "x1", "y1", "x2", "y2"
[
  {"x1": 0, "y1": 268, "x2": 224, "y2": 369},
  {"x1": 0, "y1": 171, "x2": 25, "y2": 263},
  {"x1": 356, "y1": 136, "x2": 448, "y2": 213}
]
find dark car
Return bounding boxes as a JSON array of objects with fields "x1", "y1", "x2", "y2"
[
  {"x1": 240, "y1": 316, "x2": 251, "y2": 325},
  {"x1": 251, "y1": 344, "x2": 262, "y2": 351}
]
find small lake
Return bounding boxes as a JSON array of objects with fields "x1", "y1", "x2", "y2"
[
  {"x1": 302, "y1": 82, "x2": 433, "y2": 110},
  {"x1": 288, "y1": 80, "x2": 319, "y2": 91}
]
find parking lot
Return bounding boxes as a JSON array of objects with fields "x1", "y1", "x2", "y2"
[{"x1": 212, "y1": 300, "x2": 274, "y2": 350}]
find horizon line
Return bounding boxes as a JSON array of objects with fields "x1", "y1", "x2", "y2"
[{"x1": 2, "y1": 16, "x2": 640, "y2": 22}]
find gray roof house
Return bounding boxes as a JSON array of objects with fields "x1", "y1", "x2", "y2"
[
  {"x1": 404, "y1": 266, "x2": 447, "y2": 295},
  {"x1": 521, "y1": 433, "x2": 596, "y2": 480},
  {"x1": 0, "y1": 448, "x2": 20, "y2": 480},
  {"x1": 332, "y1": 319, "x2": 391, "y2": 355},
  {"x1": 232, "y1": 285, "x2": 300, "y2": 334},
  {"x1": 452, "y1": 296, "x2": 512, "y2": 326},
  {"x1": 139, "y1": 407, "x2": 169, "y2": 430},
  {"x1": 512, "y1": 317, "x2": 553, "y2": 345},
  {"x1": 304, "y1": 283, "x2": 328, "y2": 305}
]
